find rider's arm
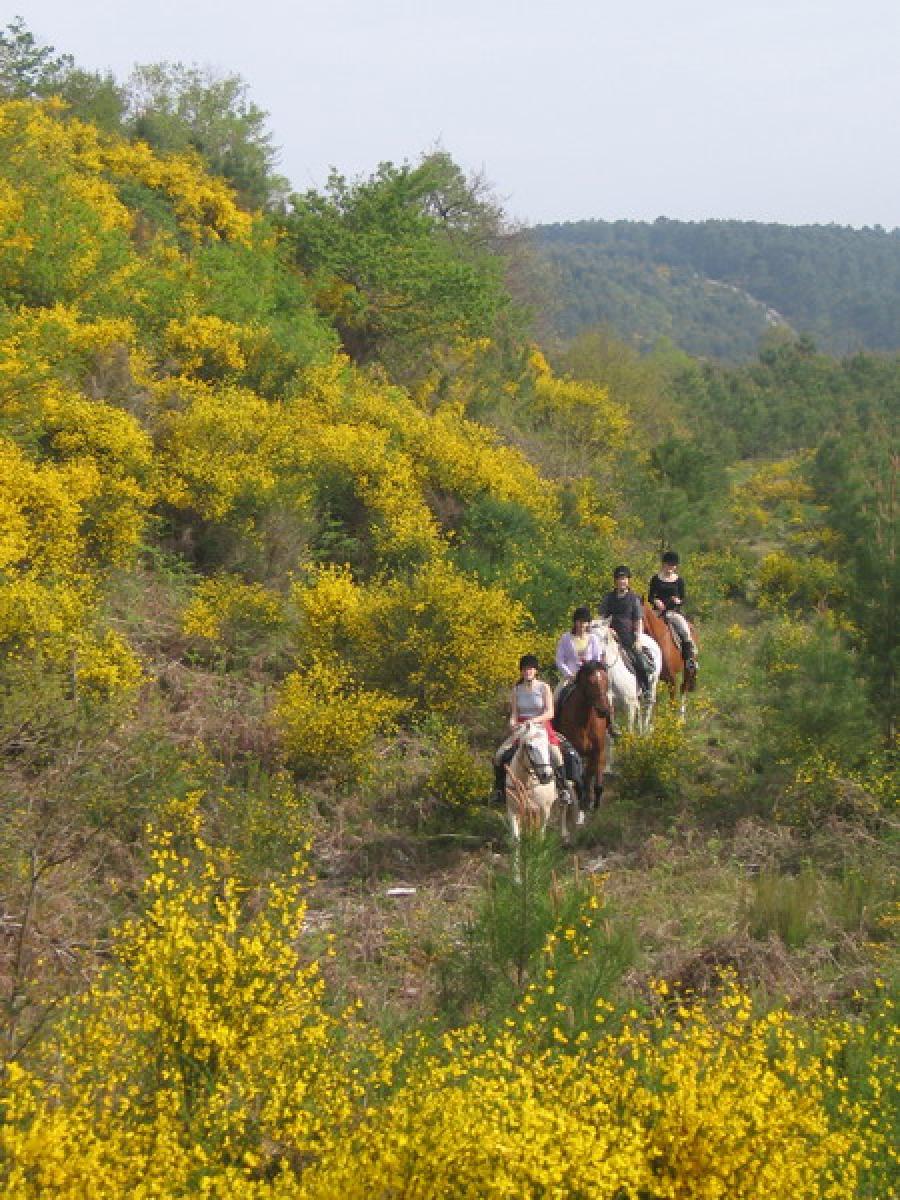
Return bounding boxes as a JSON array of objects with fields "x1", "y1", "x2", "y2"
[
  {"x1": 633, "y1": 593, "x2": 644, "y2": 641},
  {"x1": 539, "y1": 682, "x2": 555, "y2": 724},
  {"x1": 649, "y1": 574, "x2": 665, "y2": 611},
  {"x1": 555, "y1": 633, "x2": 575, "y2": 678},
  {"x1": 509, "y1": 686, "x2": 519, "y2": 727},
  {"x1": 672, "y1": 577, "x2": 685, "y2": 606}
]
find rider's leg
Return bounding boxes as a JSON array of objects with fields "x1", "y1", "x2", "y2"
[
  {"x1": 667, "y1": 612, "x2": 697, "y2": 667},
  {"x1": 628, "y1": 640, "x2": 651, "y2": 697},
  {"x1": 493, "y1": 740, "x2": 516, "y2": 801},
  {"x1": 549, "y1": 744, "x2": 569, "y2": 801}
]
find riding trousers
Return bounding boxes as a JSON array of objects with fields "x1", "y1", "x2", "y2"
[{"x1": 665, "y1": 611, "x2": 692, "y2": 645}]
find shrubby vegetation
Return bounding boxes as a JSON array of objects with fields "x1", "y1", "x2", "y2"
[{"x1": 0, "y1": 19, "x2": 896, "y2": 1197}]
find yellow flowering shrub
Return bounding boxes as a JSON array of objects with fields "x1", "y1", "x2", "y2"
[
  {"x1": 300, "y1": 979, "x2": 878, "y2": 1200},
  {"x1": 615, "y1": 722, "x2": 697, "y2": 808},
  {"x1": 731, "y1": 455, "x2": 816, "y2": 533},
  {"x1": 182, "y1": 574, "x2": 284, "y2": 649},
  {"x1": 0, "y1": 829, "x2": 891, "y2": 1199},
  {"x1": 73, "y1": 629, "x2": 145, "y2": 700},
  {"x1": 425, "y1": 723, "x2": 492, "y2": 808},
  {"x1": 163, "y1": 314, "x2": 250, "y2": 379},
  {"x1": 157, "y1": 383, "x2": 291, "y2": 521},
  {"x1": 757, "y1": 549, "x2": 843, "y2": 610},
  {"x1": 0, "y1": 831, "x2": 362, "y2": 1198},
  {"x1": 367, "y1": 557, "x2": 532, "y2": 712},
  {"x1": 289, "y1": 563, "x2": 366, "y2": 663},
  {"x1": 276, "y1": 655, "x2": 405, "y2": 782}
]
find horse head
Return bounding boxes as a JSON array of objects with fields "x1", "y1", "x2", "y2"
[
  {"x1": 516, "y1": 721, "x2": 554, "y2": 785},
  {"x1": 575, "y1": 659, "x2": 610, "y2": 715}
]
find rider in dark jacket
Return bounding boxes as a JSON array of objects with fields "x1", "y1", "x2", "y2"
[
  {"x1": 599, "y1": 565, "x2": 652, "y2": 697},
  {"x1": 648, "y1": 550, "x2": 698, "y2": 670}
]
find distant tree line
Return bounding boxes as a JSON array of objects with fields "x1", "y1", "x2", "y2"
[{"x1": 534, "y1": 217, "x2": 900, "y2": 360}]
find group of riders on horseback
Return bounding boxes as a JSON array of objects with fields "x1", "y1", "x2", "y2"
[{"x1": 493, "y1": 552, "x2": 699, "y2": 821}]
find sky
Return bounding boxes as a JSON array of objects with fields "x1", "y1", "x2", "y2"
[{"x1": 11, "y1": 0, "x2": 900, "y2": 229}]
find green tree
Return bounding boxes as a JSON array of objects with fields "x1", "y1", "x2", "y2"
[
  {"x1": 285, "y1": 152, "x2": 519, "y2": 376},
  {"x1": 809, "y1": 432, "x2": 898, "y2": 736},
  {"x1": 0, "y1": 15, "x2": 72, "y2": 97},
  {"x1": 124, "y1": 62, "x2": 287, "y2": 210}
]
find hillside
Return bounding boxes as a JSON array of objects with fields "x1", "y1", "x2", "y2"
[
  {"x1": 0, "y1": 29, "x2": 897, "y2": 1197},
  {"x1": 534, "y1": 217, "x2": 900, "y2": 359}
]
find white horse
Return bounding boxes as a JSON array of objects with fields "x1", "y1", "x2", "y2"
[
  {"x1": 589, "y1": 618, "x2": 661, "y2": 735},
  {"x1": 504, "y1": 721, "x2": 570, "y2": 845}
]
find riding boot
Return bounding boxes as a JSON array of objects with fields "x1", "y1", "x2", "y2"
[
  {"x1": 683, "y1": 640, "x2": 698, "y2": 671},
  {"x1": 554, "y1": 763, "x2": 570, "y2": 804},
  {"x1": 607, "y1": 704, "x2": 622, "y2": 739},
  {"x1": 493, "y1": 762, "x2": 506, "y2": 804}
]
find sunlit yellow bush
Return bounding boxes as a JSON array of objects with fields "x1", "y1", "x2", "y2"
[
  {"x1": 73, "y1": 629, "x2": 145, "y2": 700},
  {"x1": 757, "y1": 549, "x2": 843, "y2": 610},
  {"x1": 615, "y1": 721, "x2": 697, "y2": 808},
  {"x1": 289, "y1": 563, "x2": 366, "y2": 663},
  {"x1": 301, "y1": 979, "x2": 877, "y2": 1200},
  {"x1": 367, "y1": 557, "x2": 531, "y2": 712},
  {"x1": 0, "y1": 829, "x2": 361, "y2": 1198},
  {"x1": 425, "y1": 723, "x2": 491, "y2": 808},
  {"x1": 276, "y1": 655, "x2": 405, "y2": 782},
  {"x1": 182, "y1": 574, "x2": 284, "y2": 652},
  {"x1": 0, "y1": 826, "x2": 890, "y2": 1199},
  {"x1": 731, "y1": 455, "x2": 816, "y2": 533}
]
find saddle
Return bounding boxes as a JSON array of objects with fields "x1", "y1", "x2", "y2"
[{"x1": 620, "y1": 643, "x2": 654, "y2": 680}]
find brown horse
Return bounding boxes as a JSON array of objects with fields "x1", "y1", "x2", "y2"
[
  {"x1": 642, "y1": 602, "x2": 697, "y2": 718},
  {"x1": 553, "y1": 660, "x2": 611, "y2": 814}
]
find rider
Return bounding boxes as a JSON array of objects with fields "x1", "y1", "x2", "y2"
[
  {"x1": 556, "y1": 607, "x2": 621, "y2": 738},
  {"x1": 648, "y1": 550, "x2": 698, "y2": 671},
  {"x1": 598, "y1": 565, "x2": 652, "y2": 699},
  {"x1": 493, "y1": 654, "x2": 565, "y2": 804},
  {"x1": 555, "y1": 606, "x2": 605, "y2": 685}
]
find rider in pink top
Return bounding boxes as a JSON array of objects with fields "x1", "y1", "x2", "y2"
[{"x1": 555, "y1": 606, "x2": 605, "y2": 681}]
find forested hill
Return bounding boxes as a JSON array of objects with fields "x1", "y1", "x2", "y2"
[{"x1": 534, "y1": 218, "x2": 900, "y2": 360}]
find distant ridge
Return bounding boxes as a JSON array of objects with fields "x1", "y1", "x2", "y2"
[{"x1": 532, "y1": 218, "x2": 900, "y2": 360}]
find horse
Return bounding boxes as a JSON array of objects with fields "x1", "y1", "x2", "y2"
[
  {"x1": 553, "y1": 659, "x2": 611, "y2": 813},
  {"x1": 504, "y1": 721, "x2": 570, "y2": 845},
  {"x1": 642, "y1": 601, "x2": 697, "y2": 719},
  {"x1": 590, "y1": 617, "x2": 661, "y2": 734}
]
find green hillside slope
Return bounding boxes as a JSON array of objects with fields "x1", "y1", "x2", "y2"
[{"x1": 535, "y1": 218, "x2": 900, "y2": 359}]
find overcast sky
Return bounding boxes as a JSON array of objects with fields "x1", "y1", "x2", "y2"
[{"x1": 12, "y1": 0, "x2": 900, "y2": 229}]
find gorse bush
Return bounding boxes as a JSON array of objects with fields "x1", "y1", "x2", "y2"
[
  {"x1": 275, "y1": 655, "x2": 404, "y2": 784},
  {"x1": 614, "y1": 722, "x2": 696, "y2": 809},
  {"x1": 0, "y1": 826, "x2": 892, "y2": 1198},
  {"x1": 424, "y1": 723, "x2": 491, "y2": 809}
]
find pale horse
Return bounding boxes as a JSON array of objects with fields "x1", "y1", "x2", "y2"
[
  {"x1": 589, "y1": 617, "x2": 661, "y2": 735},
  {"x1": 504, "y1": 721, "x2": 571, "y2": 845}
]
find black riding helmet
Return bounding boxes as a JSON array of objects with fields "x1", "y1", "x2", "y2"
[
  {"x1": 518, "y1": 653, "x2": 540, "y2": 672},
  {"x1": 612, "y1": 565, "x2": 631, "y2": 580},
  {"x1": 572, "y1": 605, "x2": 592, "y2": 627},
  {"x1": 661, "y1": 550, "x2": 680, "y2": 566}
]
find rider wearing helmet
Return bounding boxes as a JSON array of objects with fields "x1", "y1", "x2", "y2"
[
  {"x1": 599, "y1": 566, "x2": 652, "y2": 698},
  {"x1": 649, "y1": 551, "x2": 698, "y2": 670},
  {"x1": 555, "y1": 606, "x2": 605, "y2": 683},
  {"x1": 493, "y1": 654, "x2": 565, "y2": 804}
]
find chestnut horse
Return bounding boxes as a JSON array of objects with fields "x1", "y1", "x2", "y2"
[
  {"x1": 642, "y1": 602, "x2": 697, "y2": 718},
  {"x1": 553, "y1": 660, "x2": 611, "y2": 814}
]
